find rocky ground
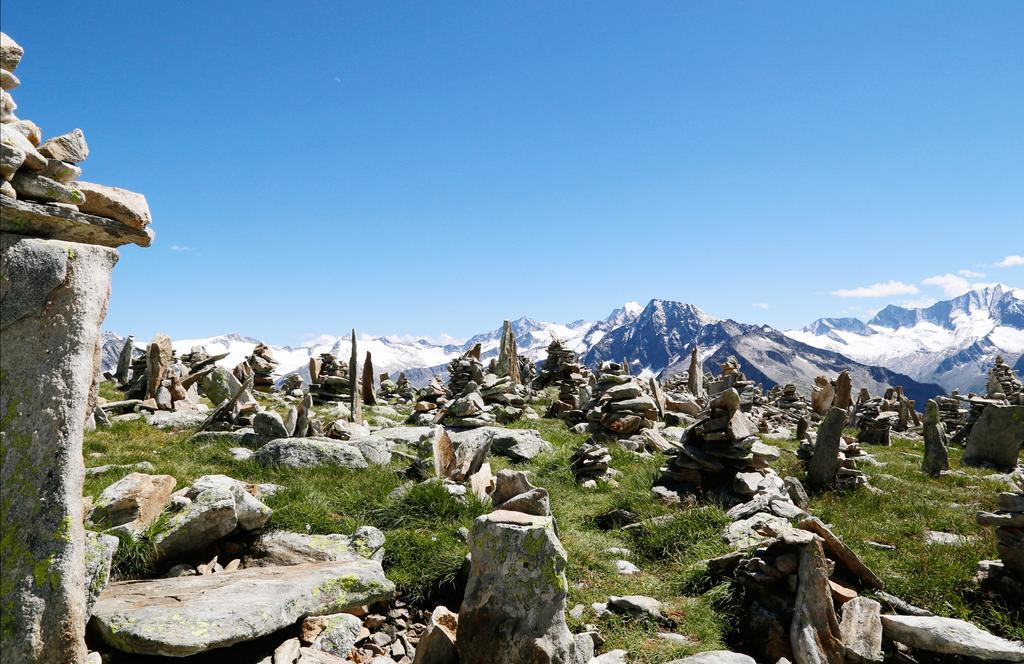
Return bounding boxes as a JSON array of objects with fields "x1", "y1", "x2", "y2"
[{"x1": 80, "y1": 383, "x2": 1023, "y2": 663}]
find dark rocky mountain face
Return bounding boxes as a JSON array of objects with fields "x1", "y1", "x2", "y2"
[{"x1": 584, "y1": 300, "x2": 713, "y2": 370}]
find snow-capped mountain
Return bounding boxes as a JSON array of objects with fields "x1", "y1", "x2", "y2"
[
  {"x1": 101, "y1": 295, "x2": 955, "y2": 402},
  {"x1": 787, "y1": 285, "x2": 1024, "y2": 392}
]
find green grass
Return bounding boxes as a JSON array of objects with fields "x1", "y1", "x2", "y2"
[{"x1": 81, "y1": 405, "x2": 1023, "y2": 660}]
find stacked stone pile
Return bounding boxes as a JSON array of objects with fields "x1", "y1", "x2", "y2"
[
  {"x1": 442, "y1": 380, "x2": 496, "y2": 429},
  {"x1": 479, "y1": 372, "x2": 531, "y2": 423},
  {"x1": 935, "y1": 393, "x2": 966, "y2": 438},
  {"x1": 308, "y1": 352, "x2": 353, "y2": 405},
  {"x1": 584, "y1": 361, "x2": 659, "y2": 438},
  {"x1": 987, "y1": 355, "x2": 1023, "y2": 404},
  {"x1": 570, "y1": 440, "x2": 616, "y2": 488},
  {"x1": 448, "y1": 343, "x2": 486, "y2": 394},
  {"x1": 408, "y1": 376, "x2": 451, "y2": 424},
  {"x1": 246, "y1": 343, "x2": 278, "y2": 392},
  {"x1": 518, "y1": 353, "x2": 536, "y2": 386},
  {"x1": 853, "y1": 395, "x2": 898, "y2": 446},
  {"x1": 655, "y1": 388, "x2": 787, "y2": 508},
  {"x1": 976, "y1": 490, "x2": 1024, "y2": 600},
  {"x1": 280, "y1": 373, "x2": 303, "y2": 396},
  {"x1": 537, "y1": 340, "x2": 594, "y2": 423},
  {"x1": 1, "y1": 34, "x2": 153, "y2": 248},
  {"x1": 706, "y1": 355, "x2": 754, "y2": 397},
  {"x1": 798, "y1": 408, "x2": 870, "y2": 492}
]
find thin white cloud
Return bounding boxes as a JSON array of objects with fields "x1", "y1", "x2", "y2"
[
  {"x1": 995, "y1": 255, "x2": 1024, "y2": 268},
  {"x1": 922, "y1": 273, "x2": 970, "y2": 297},
  {"x1": 831, "y1": 281, "x2": 919, "y2": 298},
  {"x1": 958, "y1": 269, "x2": 986, "y2": 278},
  {"x1": 752, "y1": 302, "x2": 770, "y2": 310},
  {"x1": 169, "y1": 245, "x2": 194, "y2": 252}
]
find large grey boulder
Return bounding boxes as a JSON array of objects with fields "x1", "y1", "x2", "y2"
[
  {"x1": 152, "y1": 475, "x2": 271, "y2": 561},
  {"x1": 84, "y1": 531, "x2": 118, "y2": 620},
  {"x1": 457, "y1": 510, "x2": 583, "y2": 663},
  {"x1": 451, "y1": 426, "x2": 553, "y2": 462},
  {"x1": 253, "y1": 437, "x2": 369, "y2": 469},
  {"x1": 1, "y1": 235, "x2": 118, "y2": 663},
  {"x1": 90, "y1": 560, "x2": 394, "y2": 657},
  {"x1": 254, "y1": 410, "x2": 290, "y2": 439},
  {"x1": 879, "y1": 614, "x2": 1024, "y2": 661},
  {"x1": 963, "y1": 405, "x2": 1024, "y2": 470}
]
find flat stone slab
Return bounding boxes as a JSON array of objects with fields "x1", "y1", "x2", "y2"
[
  {"x1": 879, "y1": 614, "x2": 1024, "y2": 661},
  {"x1": 90, "y1": 560, "x2": 394, "y2": 656},
  {"x1": 1, "y1": 194, "x2": 153, "y2": 248}
]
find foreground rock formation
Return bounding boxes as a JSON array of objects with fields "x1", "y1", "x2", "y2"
[{"x1": 1, "y1": 31, "x2": 152, "y2": 663}]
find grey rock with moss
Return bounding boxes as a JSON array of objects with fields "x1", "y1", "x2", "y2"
[
  {"x1": 457, "y1": 510, "x2": 585, "y2": 664},
  {"x1": 1, "y1": 235, "x2": 118, "y2": 663},
  {"x1": 84, "y1": 531, "x2": 117, "y2": 620},
  {"x1": 90, "y1": 559, "x2": 394, "y2": 657},
  {"x1": 311, "y1": 613, "x2": 363, "y2": 658},
  {"x1": 246, "y1": 527, "x2": 385, "y2": 567}
]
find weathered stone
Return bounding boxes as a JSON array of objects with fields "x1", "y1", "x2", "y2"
[
  {"x1": 1, "y1": 32, "x2": 25, "y2": 71},
  {"x1": 0, "y1": 67, "x2": 18, "y2": 91},
  {"x1": 963, "y1": 404, "x2": 1024, "y2": 470},
  {"x1": 246, "y1": 528, "x2": 384, "y2": 567},
  {"x1": 40, "y1": 158, "x2": 81, "y2": 184},
  {"x1": 87, "y1": 472, "x2": 176, "y2": 533},
  {"x1": 496, "y1": 319, "x2": 521, "y2": 385},
  {"x1": 145, "y1": 333, "x2": 172, "y2": 400},
  {"x1": 0, "y1": 194, "x2": 154, "y2": 248},
  {"x1": 254, "y1": 437, "x2": 368, "y2": 470},
  {"x1": 362, "y1": 351, "x2": 377, "y2": 406},
  {"x1": 609, "y1": 595, "x2": 664, "y2": 621},
  {"x1": 834, "y1": 371, "x2": 853, "y2": 409},
  {"x1": 798, "y1": 517, "x2": 883, "y2": 589},
  {"x1": 811, "y1": 375, "x2": 835, "y2": 416},
  {"x1": 451, "y1": 426, "x2": 552, "y2": 462},
  {"x1": 84, "y1": 531, "x2": 118, "y2": 620},
  {"x1": 431, "y1": 426, "x2": 457, "y2": 479},
  {"x1": 254, "y1": 410, "x2": 290, "y2": 439},
  {"x1": 807, "y1": 407, "x2": 845, "y2": 491},
  {"x1": 349, "y1": 329, "x2": 362, "y2": 424},
  {"x1": 457, "y1": 510, "x2": 581, "y2": 663},
  {"x1": 879, "y1": 614, "x2": 1024, "y2": 661},
  {"x1": 311, "y1": 613, "x2": 363, "y2": 658},
  {"x1": 113, "y1": 334, "x2": 134, "y2": 384},
  {"x1": 790, "y1": 537, "x2": 844, "y2": 664},
  {"x1": 413, "y1": 605, "x2": 459, "y2": 664},
  {"x1": 839, "y1": 596, "x2": 883, "y2": 663},
  {"x1": 687, "y1": 346, "x2": 703, "y2": 397},
  {"x1": 91, "y1": 560, "x2": 394, "y2": 657},
  {"x1": 921, "y1": 399, "x2": 949, "y2": 477},
  {"x1": 665, "y1": 652, "x2": 756, "y2": 664},
  {"x1": 72, "y1": 181, "x2": 152, "y2": 229},
  {"x1": 1, "y1": 236, "x2": 118, "y2": 663},
  {"x1": 10, "y1": 170, "x2": 85, "y2": 205},
  {"x1": 38, "y1": 128, "x2": 89, "y2": 164}
]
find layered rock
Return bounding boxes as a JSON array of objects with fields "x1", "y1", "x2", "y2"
[
  {"x1": 976, "y1": 490, "x2": 1024, "y2": 600},
  {"x1": 584, "y1": 361, "x2": 658, "y2": 438}
]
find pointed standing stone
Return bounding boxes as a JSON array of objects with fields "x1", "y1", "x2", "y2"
[
  {"x1": 496, "y1": 320, "x2": 521, "y2": 385},
  {"x1": 921, "y1": 399, "x2": 949, "y2": 477},
  {"x1": 807, "y1": 407, "x2": 845, "y2": 491},
  {"x1": 145, "y1": 333, "x2": 172, "y2": 400},
  {"x1": 114, "y1": 334, "x2": 134, "y2": 384},
  {"x1": 688, "y1": 346, "x2": 703, "y2": 397},
  {"x1": 349, "y1": 329, "x2": 362, "y2": 424},
  {"x1": 834, "y1": 370, "x2": 853, "y2": 409},
  {"x1": 790, "y1": 537, "x2": 844, "y2": 664},
  {"x1": 361, "y1": 351, "x2": 377, "y2": 406}
]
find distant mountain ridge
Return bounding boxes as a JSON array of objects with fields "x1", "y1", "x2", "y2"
[
  {"x1": 102, "y1": 295, "x2": 957, "y2": 403},
  {"x1": 787, "y1": 285, "x2": 1023, "y2": 392}
]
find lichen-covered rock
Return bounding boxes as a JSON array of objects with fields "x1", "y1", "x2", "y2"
[
  {"x1": 311, "y1": 613, "x2": 363, "y2": 658},
  {"x1": 963, "y1": 404, "x2": 1024, "y2": 470},
  {"x1": 1, "y1": 235, "x2": 118, "y2": 663},
  {"x1": 90, "y1": 560, "x2": 394, "y2": 657},
  {"x1": 246, "y1": 528, "x2": 385, "y2": 567},
  {"x1": 84, "y1": 531, "x2": 117, "y2": 620},
  {"x1": 457, "y1": 510, "x2": 583, "y2": 664}
]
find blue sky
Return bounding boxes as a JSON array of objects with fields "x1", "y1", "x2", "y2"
[{"x1": 3, "y1": 2, "x2": 1021, "y2": 344}]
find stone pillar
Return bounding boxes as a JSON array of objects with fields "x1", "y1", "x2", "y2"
[
  {"x1": 349, "y1": 328, "x2": 362, "y2": 424},
  {"x1": 1, "y1": 235, "x2": 117, "y2": 662}
]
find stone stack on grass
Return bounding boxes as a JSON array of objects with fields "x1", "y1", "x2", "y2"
[
  {"x1": 987, "y1": 355, "x2": 1023, "y2": 404},
  {"x1": 584, "y1": 361, "x2": 658, "y2": 438},
  {"x1": 441, "y1": 380, "x2": 495, "y2": 429},
  {"x1": 655, "y1": 388, "x2": 786, "y2": 508},
  {"x1": 408, "y1": 376, "x2": 451, "y2": 424},
  {"x1": 1, "y1": 31, "x2": 155, "y2": 662},
  {"x1": 853, "y1": 395, "x2": 897, "y2": 446},
  {"x1": 706, "y1": 355, "x2": 755, "y2": 398},
  {"x1": 570, "y1": 439, "x2": 616, "y2": 488},
  {"x1": 976, "y1": 490, "x2": 1024, "y2": 600},
  {"x1": 246, "y1": 343, "x2": 278, "y2": 393},
  {"x1": 448, "y1": 343, "x2": 486, "y2": 395},
  {"x1": 479, "y1": 371, "x2": 531, "y2": 423},
  {"x1": 798, "y1": 407, "x2": 870, "y2": 491},
  {"x1": 280, "y1": 373, "x2": 304, "y2": 396},
  {"x1": 308, "y1": 352, "x2": 353, "y2": 405},
  {"x1": 538, "y1": 340, "x2": 593, "y2": 423},
  {"x1": 935, "y1": 392, "x2": 966, "y2": 438}
]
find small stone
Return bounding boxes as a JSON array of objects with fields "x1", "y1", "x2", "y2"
[{"x1": 38, "y1": 128, "x2": 89, "y2": 163}]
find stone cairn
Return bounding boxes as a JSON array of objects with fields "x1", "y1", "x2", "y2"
[
  {"x1": 112, "y1": 334, "x2": 209, "y2": 415},
  {"x1": 280, "y1": 372, "x2": 304, "y2": 396},
  {"x1": 408, "y1": 375, "x2": 451, "y2": 424},
  {"x1": 976, "y1": 489, "x2": 1024, "y2": 601},
  {"x1": 308, "y1": 352, "x2": 353, "y2": 405},
  {"x1": 852, "y1": 389, "x2": 898, "y2": 446},
  {"x1": 655, "y1": 388, "x2": 788, "y2": 508},
  {"x1": 536, "y1": 339, "x2": 593, "y2": 422},
  {"x1": 798, "y1": 407, "x2": 871, "y2": 492},
  {"x1": 246, "y1": 343, "x2": 278, "y2": 392},
  {"x1": 1, "y1": 31, "x2": 155, "y2": 662},
  {"x1": 583, "y1": 361, "x2": 659, "y2": 439},
  {"x1": 768, "y1": 383, "x2": 810, "y2": 427},
  {"x1": 934, "y1": 392, "x2": 966, "y2": 438},
  {"x1": 570, "y1": 439, "x2": 616, "y2": 488},
  {"x1": 987, "y1": 355, "x2": 1023, "y2": 404}
]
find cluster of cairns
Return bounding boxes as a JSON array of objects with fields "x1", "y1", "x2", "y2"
[
  {"x1": 976, "y1": 489, "x2": 1024, "y2": 601},
  {"x1": 408, "y1": 376, "x2": 452, "y2": 424},
  {"x1": 104, "y1": 334, "x2": 213, "y2": 422},
  {"x1": 310, "y1": 352, "x2": 356, "y2": 405}
]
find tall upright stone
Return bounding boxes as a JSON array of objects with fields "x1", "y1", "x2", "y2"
[
  {"x1": 2, "y1": 236, "x2": 118, "y2": 663},
  {"x1": 361, "y1": 351, "x2": 377, "y2": 406},
  {"x1": 349, "y1": 329, "x2": 362, "y2": 424},
  {"x1": 807, "y1": 407, "x2": 845, "y2": 491},
  {"x1": 113, "y1": 334, "x2": 134, "y2": 384},
  {"x1": 921, "y1": 399, "x2": 949, "y2": 478},
  {"x1": 496, "y1": 320, "x2": 521, "y2": 385},
  {"x1": 834, "y1": 370, "x2": 853, "y2": 409},
  {"x1": 687, "y1": 346, "x2": 703, "y2": 397},
  {"x1": 457, "y1": 510, "x2": 582, "y2": 663},
  {"x1": 145, "y1": 333, "x2": 172, "y2": 400}
]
